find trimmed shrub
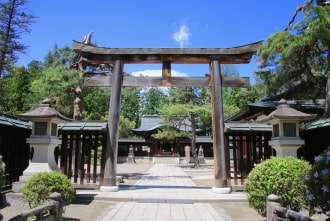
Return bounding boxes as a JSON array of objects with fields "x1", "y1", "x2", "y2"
[
  {"x1": 22, "y1": 171, "x2": 75, "y2": 208},
  {"x1": 305, "y1": 147, "x2": 330, "y2": 215},
  {"x1": 244, "y1": 156, "x2": 311, "y2": 216}
]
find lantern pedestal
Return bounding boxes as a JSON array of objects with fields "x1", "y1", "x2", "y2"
[
  {"x1": 269, "y1": 137, "x2": 305, "y2": 157},
  {"x1": 23, "y1": 137, "x2": 62, "y2": 174}
]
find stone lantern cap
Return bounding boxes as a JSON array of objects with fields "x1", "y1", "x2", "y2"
[
  {"x1": 257, "y1": 99, "x2": 314, "y2": 122},
  {"x1": 17, "y1": 99, "x2": 72, "y2": 122}
]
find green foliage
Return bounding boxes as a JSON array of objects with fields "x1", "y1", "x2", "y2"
[
  {"x1": 152, "y1": 126, "x2": 190, "y2": 141},
  {"x1": 22, "y1": 171, "x2": 75, "y2": 208},
  {"x1": 244, "y1": 157, "x2": 311, "y2": 216},
  {"x1": 27, "y1": 65, "x2": 80, "y2": 117},
  {"x1": 0, "y1": 0, "x2": 36, "y2": 76},
  {"x1": 223, "y1": 86, "x2": 263, "y2": 109},
  {"x1": 44, "y1": 45, "x2": 77, "y2": 67},
  {"x1": 141, "y1": 87, "x2": 168, "y2": 115},
  {"x1": 256, "y1": 1, "x2": 330, "y2": 107},
  {"x1": 305, "y1": 147, "x2": 330, "y2": 215},
  {"x1": 121, "y1": 87, "x2": 141, "y2": 124},
  {"x1": 0, "y1": 155, "x2": 5, "y2": 191},
  {"x1": 119, "y1": 115, "x2": 137, "y2": 138},
  {"x1": 4, "y1": 67, "x2": 32, "y2": 114},
  {"x1": 83, "y1": 87, "x2": 110, "y2": 120}
]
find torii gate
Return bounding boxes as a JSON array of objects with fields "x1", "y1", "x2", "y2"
[{"x1": 73, "y1": 40, "x2": 262, "y2": 193}]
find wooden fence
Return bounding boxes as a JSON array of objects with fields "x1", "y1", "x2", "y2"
[
  {"x1": 58, "y1": 130, "x2": 106, "y2": 186},
  {"x1": 225, "y1": 131, "x2": 272, "y2": 185}
]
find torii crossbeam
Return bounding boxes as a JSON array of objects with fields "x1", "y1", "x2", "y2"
[{"x1": 73, "y1": 40, "x2": 262, "y2": 193}]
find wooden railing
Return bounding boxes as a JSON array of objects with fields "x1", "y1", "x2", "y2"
[
  {"x1": 8, "y1": 192, "x2": 63, "y2": 221},
  {"x1": 267, "y1": 194, "x2": 313, "y2": 221}
]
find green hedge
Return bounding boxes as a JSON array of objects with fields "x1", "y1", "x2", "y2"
[
  {"x1": 244, "y1": 156, "x2": 311, "y2": 216},
  {"x1": 22, "y1": 171, "x2": 75, "y2": 208}
]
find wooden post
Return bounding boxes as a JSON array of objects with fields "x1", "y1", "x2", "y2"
[
  {"x1": 210, "y1": 60, "x2": 231, "y2": 193},
  {"x1": 100, "y1": 60, "x2": 123, "y2": 192}
]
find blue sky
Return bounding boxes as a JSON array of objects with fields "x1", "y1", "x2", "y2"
[{"x1": 18, "y1": 0, "x2": 305, "y2": 84}]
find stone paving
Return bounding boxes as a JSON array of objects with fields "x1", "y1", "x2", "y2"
[
  {"x1": 2, "y1": 162, "x2": 266, "y2": 221},
  {"x1": 76, "y1": 163, "x2": 248, "y2": 221}
]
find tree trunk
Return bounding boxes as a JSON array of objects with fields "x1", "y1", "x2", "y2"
[
  {"x1": 0, "y1": 0, "x2": 15, "y2": 77},
  {"x1": 190, "y1": 112, "x2": 199, "y2": 168}
]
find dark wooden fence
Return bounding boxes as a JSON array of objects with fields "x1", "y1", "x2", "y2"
[
  {"x1": 58, "y1": 130, "x2": 106, "y2": 186},
  {"x1": 0, "y1": 115, "x2": 31, "y2": 190},
  {"x1": 225, "y1": 131, "x2": 272, "y2": 185},
  {"x1": 301, "y1": 126, "x2": 330, "y2": 163}
]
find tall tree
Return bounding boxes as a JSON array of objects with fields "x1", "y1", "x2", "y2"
[
  {"x1": 155, "y1": 86, "x2": 211, "y2": 167},
  {"x1": 4, "y1": 66, "x2": 31, "y2": 114},
  {"x1": 257, "y1": 0, "x2": 330, "y2": 115},
  {"x1": 27, "y1": 64, "x2": 80, "y2": 117},
  {"x1": 0, "y1": 0, "x2": 35, "y2": 77},
  {"x1": 121, "y1": 87, "x2": 141, "y2": 125},
  {"x1": 140, "y1": 87, "x2": 168, "y2": 115}
]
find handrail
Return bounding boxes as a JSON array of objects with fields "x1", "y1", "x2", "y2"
[
  {"x1": 8, "y1": 192, "x2": 62, "y2": 221},
  {"x1": 267, "y1": 194, "x2": 313, "y2": 221}
]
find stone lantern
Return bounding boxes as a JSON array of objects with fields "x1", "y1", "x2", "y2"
[
  {"x1": 258, "y1": 99, "x2": 313, "y2": 157},
  {"x1": 13, "y1": 99, "x2": 71, "y2": 192}
]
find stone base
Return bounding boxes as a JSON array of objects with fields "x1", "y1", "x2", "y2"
[
  {"x1": 127, "y1": 156, "x2": 136, "y2": 163},
  {"x1": 24, "y1": 162, "x2": 59, "y2": 174},
  {"x1": 12, "y1": 162, "x2": 61, "y2": 193},
  {"x1": 198, "y1": 157, "x2": 205, "y2": 164},
  {"x1": 12, "y1": 182, "x2": 26, "y2": 193},
  {"x1": 100, "y1": 185, "x2": 119, "y2": 192},
  {"x1": 211, "y1": 186, "x2": 231, "y2": 194}
]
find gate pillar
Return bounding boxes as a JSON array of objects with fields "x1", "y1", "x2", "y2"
[
  {"x1": 100, "y1": 60, "x2": 123, "y2": 192},
  {"x1": 210, "y1": 60, "x2": 231, "y2": 194}
]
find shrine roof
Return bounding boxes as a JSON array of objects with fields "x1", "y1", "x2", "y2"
[
  {"x1": 58, "y1": 121, "x2": 107, "y2": 131},
  {"x1": 72, "y1": 40, "x2": 262, "y2": 64},
  {"x1": 132, "y1": 115, "x2": 163, "y2": 132},
  {"x1": 302, "y1": 117, "x2": 330, "y2": 130},
  {"x1": 225, "y1": 99, "x2": 324, "y2": 122},
  {"x1": 224, "y1": 122, "x2": 272, "y2": 132},
  {"x1": 132, "y1": 115, "x2": 201, "y2": 133},
  {"x1": 0, "y1": 113, "x2": 31, "y2": 129}
]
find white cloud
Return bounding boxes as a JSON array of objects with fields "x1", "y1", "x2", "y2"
[
  {"x1": 172, "y1": 24, "x2": 190, "y2": 48},
  {"x1": 131, "y1": 69, "x2": 188, "y2": 77}
]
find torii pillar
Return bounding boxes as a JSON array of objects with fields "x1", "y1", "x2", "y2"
[
  {"x1": 210, "y1": 60, "x2": 231, "y2": 193},
  {"x1": 100, "y1": 60, "x2": 123, "y2": 192}
]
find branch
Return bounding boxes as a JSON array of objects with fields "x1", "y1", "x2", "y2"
[
  {"x1": 285, "y1": 5, "x2": 304, "y2": 31},
  {"x1": 284, "y1": 0, "x2": 330, "y2": 31}
]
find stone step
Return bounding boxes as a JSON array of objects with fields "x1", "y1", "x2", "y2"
[{"x1": 152, "y1": 157, "x2": 179, "y2": 164}]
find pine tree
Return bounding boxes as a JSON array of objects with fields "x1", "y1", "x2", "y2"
[{"x1": 0, "y1": 0, "x2": 35, "y2": 77}]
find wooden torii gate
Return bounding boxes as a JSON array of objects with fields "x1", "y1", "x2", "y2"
[{"x1": 73, "y1": 40, "x2": 262, "y2": 193}]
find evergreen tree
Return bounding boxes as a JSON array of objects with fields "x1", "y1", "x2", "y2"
[
  {"x1": 0, "y1": 0, "x2": 35, "y2": 77},
  {"x1": 257, "y1": 0, "x2": 330, "y2": 115},
  {"x1": 155, "y1": 86, "x2": 211, "y2": 167},
  {"x1": 141, "y1": 87, "x2": 168, "y2": 115},
  {"x1": 5, "y1": 66, "x2": 31, "y2": 114},
  {"x1": 121, "y1": 87, "x2": 141, "y2": 125}
]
